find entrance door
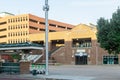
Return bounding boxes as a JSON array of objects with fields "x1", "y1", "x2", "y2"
[{"x1": 75, "y1": 55, "x2": 87, "y2": 65}]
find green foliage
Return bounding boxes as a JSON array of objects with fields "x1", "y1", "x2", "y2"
[
  {"x1": 97, "y1": 8, "x2": 120, "y2": 54},
  {"x1": 11, "y1": 54, "x2": 21, "y2": 59}
]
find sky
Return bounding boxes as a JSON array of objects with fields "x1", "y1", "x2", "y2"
[{"x1": 0, "y1": 0, "x2": 120, "y2": 25}]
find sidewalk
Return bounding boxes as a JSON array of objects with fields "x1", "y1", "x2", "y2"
[{"x1": 0, "y1": 73, "x2": 95, "y2": 80}]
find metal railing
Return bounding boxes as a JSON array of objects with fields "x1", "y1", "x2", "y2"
[{"x1": 0, "y1": 62, "x2": 20, "y2": 74}]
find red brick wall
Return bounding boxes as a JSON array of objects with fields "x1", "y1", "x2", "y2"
[
  {"x1": 47, "y1": 40, "x2": 115, "y2": 65},
  {"x1": 20, "y1": 61, "x2": 30, "y2": 74},
  {"x1": 51, "y1": 47, "x2": 66, "y2": 64}
]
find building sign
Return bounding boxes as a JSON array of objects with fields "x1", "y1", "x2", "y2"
[
  {"x1": 75, "y1": 52, "x2": 87, "y2": 56},
  {"x1": 77, "y1": 49, "x2": 85, "y2": 52}
]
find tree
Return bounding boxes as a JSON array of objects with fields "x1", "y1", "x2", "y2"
[
  {"x1": 11, "y1": 53, "x2": 21, "y2": 62},
  {"x1": 97, "y1": 8, "x2": 120, "y2": 55}
]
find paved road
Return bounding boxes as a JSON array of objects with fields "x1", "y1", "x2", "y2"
[
  {"x1": 0, "y1": 65, "x2": 120, "y2": 80},
  {"x1": 49, "y1": 65, "x2": 120, "y2": 80}
]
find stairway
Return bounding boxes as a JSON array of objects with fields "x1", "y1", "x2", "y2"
[
  {"x1": 42, "y1": 60, "x2": 57, "y2": 65},
  {"x1": 26, "y1": 54, "x2": 43, "y2": 63}
]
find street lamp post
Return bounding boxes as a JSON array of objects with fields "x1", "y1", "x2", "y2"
[{"x1": 43, "y1": 0, "x2": 49, "y2": 75}]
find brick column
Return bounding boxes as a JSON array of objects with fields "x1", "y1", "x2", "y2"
[
  {"x1": 118, "y1": 54, "x2": 120, "y2": 65},
  {"x1": 20, "y1": 61, "x2": 30, "y2": 74}
]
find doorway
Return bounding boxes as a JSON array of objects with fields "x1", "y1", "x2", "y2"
[{"x1": 75, "y1": 55, "x2": 88, "y2": 65}]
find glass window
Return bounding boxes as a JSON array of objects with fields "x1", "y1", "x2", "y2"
[
  {"x1": 72, "y1": 38, "x2": 92, "y2": 48},
  {"x1": 21, "y1": 17, "x2": 22, "y2": 21},
  {"x1": 103, "y1": 55, "x2": 119, "y2": 64},
  {"x1": 16, "y1": 18, "x2": 17, "y2": 22},
  {"x1": 8, "y1": 19, "x2": 10, "y2": 23},
  {"x1": 23, "y1": 17, "x2": 25, "y2": 21}
]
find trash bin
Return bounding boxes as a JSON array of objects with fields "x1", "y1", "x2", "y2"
[{"x1": 32, "y1": 70, "x2": 37, "y2": 76}]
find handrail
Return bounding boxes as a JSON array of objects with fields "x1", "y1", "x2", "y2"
[
  {"x1": 49, "y1": 46, "x2": 63, "y2": 57},
  {"x1": 26, "y1": 55, "x2": 42, "y2": 63}
]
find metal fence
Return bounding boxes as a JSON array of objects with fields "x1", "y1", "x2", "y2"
[{"x1": 0, "y1": 62, "x2": 20, "y2": 74}]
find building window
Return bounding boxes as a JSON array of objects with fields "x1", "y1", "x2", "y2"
[
  {"x1": 49, "y1": 30, "x2": 56, "y2": 32},
  {"x1": 21, "y1": 17, "x2": 23, "y2": 22},
  {"x1": 15, "y1": 32, "x2": 17, "y2": 36},
  {"x1": 10, "y1": 19, "x2": 12, "y2": 23},
  {"x1": 23, "y1": 24, "x2": 25, "y2": 28},
  {"x1": 39, "y1": 28, "x2": 45, "y2": 31},
  {"x1": 23, "y1": 31, "x2": 25, "y2": 35},
  {"x1": 8, "y1": 19, "x2": 10, "y2": 23},
  {"x1": 8, "y1": 33, "x2": 10, "y2": 37},
  {"x1": 67, "y1": 27, "x2": 72, "y2": 30},
  {"x1": 0, "y1": 35, "x2": 7, "y2": 38},
  {"x1": 0, "y1": 22, "x2": 7, "y2": 25},
  {"x1": 103, "y1": 55, "x2": 119, "y2": 64},
  {"x1": 13, "y1": 25, "x2": 15, "y2": 29},
  {"x1": 29, "y1": 26, "x2": 38, "y2": 30},
  {"x1": 20, "y1": 32, "x2": 22, "y2": 36},
  {"x1": 13, "y1": 18, "x2": 15, "y2": 22},
  {"x1": 11, "y1": 26, "x2": 12, "y2": 30},
  {"x1": 0, "y1": 28, "x2": 7, "y2": 32},
  {"x1": 26, "y1": 24, "x2": 28, "y2": 28},
  {"x1": 58, "y1": 25, "x2": 66, "y2": 29},
  {"x1": 18, "y1": 39, "x2": 20, "y2": 43},
  {"x1": 8, "y1": 26, "x2": 10, "y2": 30},
  {"x1": 72, "y1": 38, "x2": 92, "y2": 48},
  {"x1": 23, "y1": 17, "x2": 25, "y2": 21},
  {"x1": 29, "y1": 19, "x2": 37, "y2": 23},
  {"x1": 40, "y1": 22, "x2": 45, "y2": 25},
  {"x1": 10, "y1": 33, "x2": 12, "y2": 36},
  {"x1": 49, "y1": 24, "x2": 56, "y2": 27},
  {"x1": 16, "y1": 18, "x2": 17, "y2": 22},
  {"x1": 26, "y1": 31, "x2": 28, "y2": 35}
]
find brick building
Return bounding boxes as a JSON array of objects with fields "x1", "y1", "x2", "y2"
[{"x1": 0, "y1": 12, "x2": 119, "y2": 65}]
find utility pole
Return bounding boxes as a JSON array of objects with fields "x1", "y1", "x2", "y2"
[{"x1": 43, "y1": 0, "x2": 49, "y2": 75}]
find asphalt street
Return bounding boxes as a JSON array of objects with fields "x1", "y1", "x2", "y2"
[
  {"x1": 0, "y1": 65, "x2": 120, "y2": 80},
  {"x1": 49, "y1": 65, "x2": 120, "y2": 80}
]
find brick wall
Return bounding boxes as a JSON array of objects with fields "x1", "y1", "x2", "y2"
[
  {"x1": 20, "y1": 61, "x2": 30, "y2": 74},
  {"x1": 46, "y1": 40, "x2": 115, "y2": 65}
]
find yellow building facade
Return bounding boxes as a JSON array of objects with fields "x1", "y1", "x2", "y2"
[
  {"x1": 29, "y1": 24, "x2": 101, "y2": 64},
  {"x1": 0, "y1": 12, "x2": 74, "y2": 44}
]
